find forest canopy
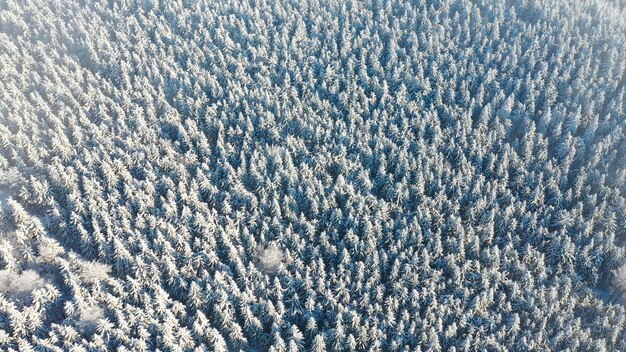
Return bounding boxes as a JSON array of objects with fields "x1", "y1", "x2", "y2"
[{"x1": 0, "y1": 0, "x2": 625, "y2": 350}]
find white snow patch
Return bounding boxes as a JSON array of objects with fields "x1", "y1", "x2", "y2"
[
  {"x1": 257, "y1": 244, "x2": 285, "y2": 274},
  {"x1": 0, "y1": 269, "x2": 47, "y2": 303},
  {"x1": 80, "y1": 261, "x2": 112, "y2": 283}
]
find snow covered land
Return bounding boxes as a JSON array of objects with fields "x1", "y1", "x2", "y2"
[{"x1": 0, "y1": 0, "x2": 625, "y2": 350}]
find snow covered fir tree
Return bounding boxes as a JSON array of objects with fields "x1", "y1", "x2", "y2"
[{"x1": 0, "y1": 0, "x2": 625, "y2": 350}]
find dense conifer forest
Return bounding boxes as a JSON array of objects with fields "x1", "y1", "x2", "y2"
[{"x1": 0, "y1": 0, "x2": 625, "y2": 350}]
